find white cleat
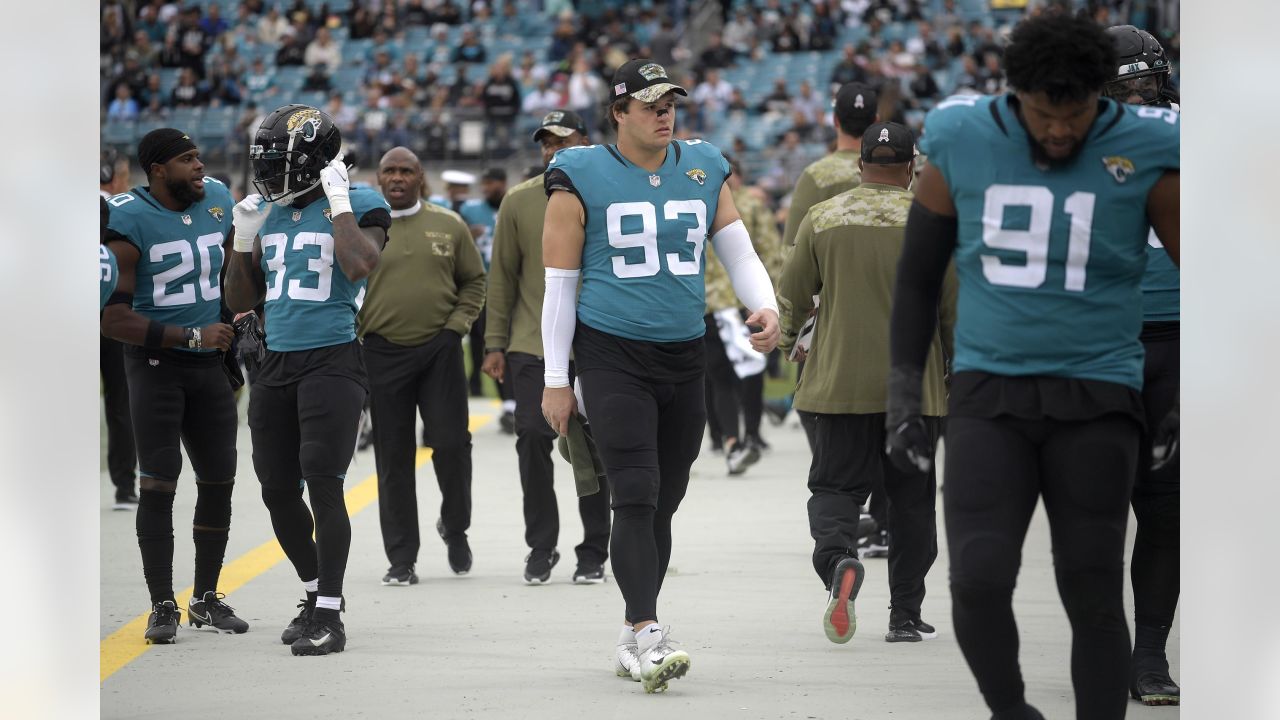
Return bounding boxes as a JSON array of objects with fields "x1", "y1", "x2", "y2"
[
  {"x1": 636, "y1": 626, "x2": 691, "y2": 693},
  {"x1": 615, "y1": 638, "x2": 641, "y2": 682}
]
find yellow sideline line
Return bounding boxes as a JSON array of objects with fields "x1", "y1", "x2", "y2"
[{"x1": 100, "y1": 412, "x2": 493, "y2": 683}]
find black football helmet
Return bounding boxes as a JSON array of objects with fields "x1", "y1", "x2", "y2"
[
  {"x1": 249, "y1": 104, "x2": 342, "y2": 204},
  {"x1": 1103, "y1": 25, "x2": 1172, "y2": 106}
]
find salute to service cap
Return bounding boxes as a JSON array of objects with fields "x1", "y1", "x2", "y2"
[
  {"x1": 834, "y1": 82, "x2": 879, "y2": 125},
  {"x1": 609, "y1": 59, "x2": 688, "y2": 104},
  {"x1": 860, "y1": 121, "x2": 916, "y2": 165},
  {"x1": 532, "y1": 109, "x2": 588, "y2": 141}
]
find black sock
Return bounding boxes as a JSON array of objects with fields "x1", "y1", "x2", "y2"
[
  {"x1": 306, "y1": 476, "x2": 351, "y2": 599},
  {"x1": 137, "y1": 488, "x2": 176, "y2": 605},
  {"x1": 1133, "y1": 623, "x2": 1171, "y2": 659},
  {"x1": 192, "y1": 481, "x2": 234, "y2": 598},
  {"x1": 314, "y1": 607, "x2": 341, "y2": 625}
]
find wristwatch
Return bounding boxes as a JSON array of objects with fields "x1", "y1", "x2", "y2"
[{"x1": 186, "y1": 327, "x2": 202, "y2": 349}]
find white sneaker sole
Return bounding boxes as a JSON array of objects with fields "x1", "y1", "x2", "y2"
[{"x1": 641, "y1": 651, "x2": 691, "y2": 693}]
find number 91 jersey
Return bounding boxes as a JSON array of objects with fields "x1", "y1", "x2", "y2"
[
  {"x1": 258, "y1": 187, "x2": 391, "y2": 352},
  {"x1": 545, "y1": 139, "x2": 731, "y2": 343},
  {"x1": 921, "y1": 94, "x2": 1179, "y2": 389},
  {"x1": 104, "y1": 177, "x2": 234, "y2": 346}
]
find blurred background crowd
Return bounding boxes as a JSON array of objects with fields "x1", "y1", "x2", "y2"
[{"x1": 100, "y1": 0, "x2": 1179, "y2": 215}]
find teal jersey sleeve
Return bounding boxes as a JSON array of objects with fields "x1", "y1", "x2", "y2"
[
  {"x1": 257, "y1": 187, "x2": 391, "y2": 352},
  {"x1": 544, "y1": 139, "x2": 728, "y2": 342},
  {"x1": 103, "y1": 178, "x2": 234, "y2": 341},
  {"x1": 926, "y1": 96, "x2": 1178, "y2": 389},
  {"x1": 459, "y1": 199, "x2": 497, "y2": 270},
  {"x1": 99, "y1": 244, "x2": 118, "y2": 309}
]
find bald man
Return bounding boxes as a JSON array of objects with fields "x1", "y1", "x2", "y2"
[{"x1": 358, "y1": 147, "x2": 487, "y2": 585}]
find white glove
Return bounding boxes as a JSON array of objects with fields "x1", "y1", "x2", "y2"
[
  {"x1": 320, "y1": 155, "x2": 352, "y2": 218},
  {"x1": 232, "y1": 194, "x2": 271, "y2": 253}
]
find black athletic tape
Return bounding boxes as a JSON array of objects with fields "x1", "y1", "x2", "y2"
[
  {"x1": 144, "y1": 319, "x2": 165, "y2": 349},
  {"x1": 106, "y1": 290, "x2": 134, "y2": 307}
]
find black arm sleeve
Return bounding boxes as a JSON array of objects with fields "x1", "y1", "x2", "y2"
[{"x1": 890, "y1": 200, "x2": 958, "y2": 370}]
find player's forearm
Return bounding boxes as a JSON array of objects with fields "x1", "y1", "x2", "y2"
[
  {"x1": 331, "y1": 214, "x2": 381, "y2": 281},
  {"x1": 223, "y1": 250, "x2": 265, "y2": 313},
  {"x1": 101, "y1": 305, "x2": 192, "y2": 349},
  {"x1": 890, "y1": 201, "x2": 957, "y2": 371}
]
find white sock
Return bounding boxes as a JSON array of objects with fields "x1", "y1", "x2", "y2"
[
  {"x1": 618, "y1": 625, "x2": 637, "y2": 646},
  {"x1": 502, "y1": 399, "x2": 516, "y2": 413},
  {"x1": 316, "y1": 595, "x2": 343, "y2": 611},
  {"x1": 636, "y1": 624, "x2": 664, "y2": 651},
  {"x1": 303, "y1": 578, "x2": 319, "y2": 593}
]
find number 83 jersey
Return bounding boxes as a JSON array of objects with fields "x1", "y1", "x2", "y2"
[
  {"x1": 257, "y1": 187, "x2": 390, "y2": 352},
  {"x1": 104, "y1": 178, "x2": 234, "y2": 349},
  {"x1": 545, "y1": 139, "x2": 731, "y2": 343},
  {"x1": 921, "y1": 94, "x2": 1179, "y2": 389}
]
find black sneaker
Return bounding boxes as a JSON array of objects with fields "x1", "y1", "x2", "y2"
[
  {"x1": 1130, "y1": 655, "x2": 1180, "y2": 705},
  {"x1": 884, "y1": 608, "x2": 935, "y2": 643},
  {"x1": 188, "y1": 591, "x2": 249, "y2": 633},
  {"x1": 144, "y1": 600, "x2": 180, "y2": 644},
  {"x1": 990, "y1": 704, "x2": 1046, "y2": 720},
  {"x1": 726, "y1": 441, "x2": 760, "y2": 476},
  {"x1": 381, "y1": 565, "x2": 419, "y2": 586},
  {"x1": 822, "y1": 556, "x2": 865, "y2": 644},
  {"x1": 290, "y1": 614, "x2": 346, "y2": 656},
  {"x1": 572, "y1": 562, "x2": 606, "y2": 585},
  {"x1": 746, "y1": 434, "x2": 771, "y2": 453},
  {"x1": 499, "y1": 410, "x2": 516, "y2": 435},
  {"x1": 524, "y1": 548, "x2": 560, "y2": 584},
  {"x1": 437, "y1": 517, "x2": 473, "y2": 575},
  {"x1": 860, "y1": 529, "x2": 890, "y2": 559},
  {"x1": 280, "y1": 598, "x2": 314, "y2": 645},
  {"x1": 113, "y1": 491, "x2": 139, "y2": 511}
]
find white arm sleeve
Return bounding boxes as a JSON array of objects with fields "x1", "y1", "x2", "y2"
[
  {"x1": 710, "y1": 219, "x2": 779, "y2": 314},
  {"x1": 541, "y1": 267, "x2": 580, "y2": 388}
]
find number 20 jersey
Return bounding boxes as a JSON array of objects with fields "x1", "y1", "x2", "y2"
[
  {"x1": 257, "y1": 187, "x2": 391, "y2": 352},
  {"x1": 920, "y1": 94, "x2": 1179, "y2": 390},
  {"x1": 104, "y1": 178, "x2": 234, "y2": 341},
  {"x1": 545, "y1": 139, "x2": 731, "y2": 343}
]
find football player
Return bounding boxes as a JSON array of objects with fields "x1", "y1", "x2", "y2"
[
  {"x1": 223, "y1": 104, "x2": 391, "y2": 657},
  {"x1": 1105, "y1": 23, "x2": 1182, "y2": 708},
  {"x1": 885, "y1": 15, "x2": 1179, "y2": 720},
  {"x1": 540, "y1": 59, "x2": 779, "y2": 692},
  {"x1": 101, "y1": 128, "x2": 247, "y2": 644}
]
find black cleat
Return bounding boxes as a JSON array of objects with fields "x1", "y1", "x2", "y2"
[
  {"x1": 1131, "y1": 656, "x2": 1180, "y2": 706},
  {"x1": 499, "y1": 410, "x2": 516, "y2": 435},
  {"x1": 990, "y1": 704, "x2": 1046, "y2": 720},
  {"x1": 524, "y1": 548, "x2": 560, "y2": 584},
  {"x1": 280, "y1": 598, "x2": 314, "y2": 645},
  {"x1": 745, "y1": 434, "x2": 771, "y2": 453},
  {"x1": 188, "y1": 591, "x2": 249, "y2": 634},
  {"x1": 290, "y1": 615, "x2": 346, "y2": 656},
  {"x1": 144, "y1": 600, "x2": 180, "y2": 644},
  {"x1": 437, "y1": 517, "x2": 472, "y2": 574},
  {"x1": 572, "y1": 562, "x2": 606, "y2": 585},
  {"x1": 381, "y1": 565, "x2": 419, "y2": 586}
]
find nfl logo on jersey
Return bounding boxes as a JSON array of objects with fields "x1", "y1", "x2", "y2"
[{"x1": 649, "y1": 174, "x2": 661, "y2": 188}]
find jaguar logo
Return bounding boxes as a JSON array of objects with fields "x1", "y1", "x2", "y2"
[
  {"x1": 1102, "y1": 155, "x2": 1135, "y2": 183},
  {"x1": 286, "y1": 108, "x2": 323, "y2": 142},
  {"x1": 686, "y1": 168, "x2": 706, "y2": 186},
  {"x1": 208, "y1": 206, "x2": 224, "y2": 222}
]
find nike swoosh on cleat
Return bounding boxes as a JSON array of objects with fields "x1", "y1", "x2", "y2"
[{"x1": 309, "y1": 633, "x2": 331, "y2": 647}]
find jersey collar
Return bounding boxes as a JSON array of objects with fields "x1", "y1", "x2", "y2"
[{"x1": 389, "y1": 200, "x2": 421, "y2": 219}]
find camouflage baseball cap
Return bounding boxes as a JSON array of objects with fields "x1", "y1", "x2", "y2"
[
  {"x1": 608, "y1": 59, "x2": 687, "y2": 104},
  {"x1": 532, "y1": 109, "x2": 588, "y2": 141}
]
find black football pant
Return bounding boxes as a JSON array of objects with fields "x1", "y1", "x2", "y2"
[
  {"x1": 101, "y1": 336, "x2": 136, "y2": 496},
  {"x1": 945, "y1": 414, "x2": 1138, "y2": 720},
  {"x1": 1132, "y1": 329, "x2": 1180, "y2": 643},
  {"x1": 808, "y1": 413, "x2": 939, "y2": 616},
  {"x1": 467, "y1": 308, "x2": 514, "y2": 402},
  {"x1": 508, "y1": 352, "x2": 610, "y2": 565},
  {"x1": 249, "y1": 372, "x2": 364, "y2": 599},
  {"x1": 363, "y1": 332, "x2": 473, "y2": 571},
  {"x1": 123, "y1": 348, "x2": 238, "y2": 604},
  {"x1": 703, "y1": 314, "x2": 745, "y2": 443},
  {"x1": 580, "y1": 368, "x2": 704, "y2": 624}
]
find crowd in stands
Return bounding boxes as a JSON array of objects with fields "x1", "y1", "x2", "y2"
[{"x1": 101, "y1": 0, "x2": 1177, "y2": 206}]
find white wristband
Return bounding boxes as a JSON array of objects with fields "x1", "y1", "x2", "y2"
[
  {"x1": 233, "y1": 230, "x2": 257, "y2": 253},
  {"x1": 327, "y1": 192, "x2": 352, "y2": 218}
]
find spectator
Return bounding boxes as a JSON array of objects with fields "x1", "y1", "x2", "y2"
[
  {"x1": 349, "y1": 6, "x2": 377, "y2": 40},
  {"x1": 258, "y1": 6, "x2": 289, "y2": 44},
  {"x1": 453, "y1": 26, "x2": 488, "y2": 64},
  {"x1": 206, "y1": 61, "x2": 243, "y2": 107},
  {"x1": 302, "y1": 64, "x2": 333, "y2": 93},
  {"x1": 173, "y1": 6, "x2": 211, "y2": 74},
  {"x1": 496, "y1": 0, "x2": 525, "y2": 38},
  {"x1": 141, "y1": 94, "x2": 169, "y2": 121},
  {"x1": 880, "y1": 40, "x2": 917, "y2": 81},
  {"x1": 727, "y1": 87, "x2": 749, "y2": 113},
  {"x1": 723, "y1": 9, "x2": 756, "y2": 56},
  {"x1": 977, "y1": 51, "x2": 1005, "y2": 95},
  {"x1": 648, "y1": 17, "x2": 678, "y2": 67},
  {"x1": 482, "y1": 54, "x2": 522, "y2": 156},
  {"x1": 140, "y1": 72, "x2": 165, "y2": 107},
  {"x1": 757, "y1": 77, "x2": 793, "y2": 115},
  {"x1": 101, "y1": 8, "x2": 128, "y2": 59},
  {"x1": 305, "y1": 26, "x2": 342, "y2": 74},
  {"x1": 516, "y1": 50, "x2": 549, "y2": 87},
  {"x1": 287, "y1": 10, "x2": 315, "y2": 46},
  {"x1": 907, "y1": 22, "x2": 945, "y2": 68},
  {"x1": 367, "y1": 29, "x2": 402, "y2": 65},
  {"x1": 198, "y1": 4, "x2": 228, "y2": 37},
  {"x1": 170, "y1": 67, "x2": 209, "y2": 107},
  {"x1": 565, "y1": 55, "x2": 603, "y2": 131},
  {"x1": 699, "y1": 32, "x2": 736, "y2": 71},
  {"x1": 136, "y1": 4, "x2": 167, "y2": 44},
  {"x1": 276, "y1": 32, "x2": 307, "y2": 66},
  {"x1": 790, "y1": 79, "x2": 825, "y2": 132},
  {"x1": 325, "y1": 91, "x2": 359, "y2": 137},
  {"x1": 906, "y1": 63, "x2": 942, "y2": 107},
  {"x1": 107, "y1": 52, "x2": 149, "y2": 107},
  {"x1": 243, "y1": 58, "x2": 277, "y2": 99},
  {"x1": 769, "y1": 130, "x2": 810, "y2": 191},
  {"x1": 692, "y1": 67, "x2": 735, "y2": 118},
  {"x1": 522, "y1": 77, "x2": 562, "y2": 118},
  {"x1": 810, "y1": 1, "x2": 838, "y2": 50},
  {"x1": 830, "y1": 44, "x2": 869, "y2": 89},
  {"x1": 952, "y1": 55, "x2": 981, "y2": 94},
  {"x1": 429, "y1": 0, "x2": 463, "y2": 25},
  {"x1": 772, "y1": 19, "x2": 803, "y2": 53},
  {"x1": 403, "y1": 0, "x2": 431, "y2": 26},
  {"x1": 131, "y1": 31, "x2": 159, "y2": 67},
  {"x1": 106, "y1": 84, "x2": 140, "y2": 121}
]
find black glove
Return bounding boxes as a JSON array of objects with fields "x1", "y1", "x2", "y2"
[
  {"x1": 1150, "y1": 399, "x2": 1179, "y2": 471},
  {"x1": 234, "y1": 312, "x2": 266, "y2": 367},
  {"x1": 885, "y1": 365, "x2": 933, "y2": 475}
]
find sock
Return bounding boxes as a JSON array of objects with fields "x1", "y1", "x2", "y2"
[
  {"x1": 303, "y1": 578, "x2": 319, "y2": 593},
  {"x1": 316, "y1": 595, "x2": 343, "y2": 611},
  {"x1": 1133, "y1": 623, "x2": 1170, "y2": 657},
  {"x1": 314, "y1": 607, "x2": 341, "y2": 625},
  {"x1": 502, "y1": 399, "x2": 516, "y2": 413},
  {"x1": 617, "y1": 625, "x2": 637, "y2": 646},
  {"x1": 636, "y1": 624, "x2": 664, "y2": 652}
]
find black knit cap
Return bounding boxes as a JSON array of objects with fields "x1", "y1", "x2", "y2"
[{"x1": 137, "y1": 128, "x2": 197, "y2": 175}]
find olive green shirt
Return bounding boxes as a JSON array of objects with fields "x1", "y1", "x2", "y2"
[
  {"x1": 484, "y1": 176, "x2": 548, "y2": 356},
  {"x1": 778, "y1": 183, "x2": 957, "y2": 416},
  {"x1": 705, "y1": 186, "x2": 784, "y2": 313},
  {"x1": 357, "y1": 202, "x2": 486, "y2": 346},
  {"x1": 782, "y1": 149, "x2": 862, "y2": 247}
]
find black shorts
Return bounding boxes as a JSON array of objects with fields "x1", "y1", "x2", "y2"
[{"x1": 122, "y1": 346, "x2": 238, "y2": 484}]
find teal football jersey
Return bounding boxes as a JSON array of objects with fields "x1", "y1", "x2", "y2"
[
  {"x1": 104, "y1": 178, "x2": 234, "y2": 346},
  {"x1": 99, "y1": 244, "x2": 118, "y2": 309},
  {"x1": 545, "y1": 139, "x2": 731, "y2": 342},
  {"x1": 1141, "y1": 229, "x2": 1179, "y2": 321},
  {"x1": 920, "y1": 95, "x2": 1179, "y2": 389},
  {"x1": 257, "y1": 187, "x2": 391, "y2": 352},
  {"x1": 459, "y1": 198, "x2": 498, "y2": 270}
]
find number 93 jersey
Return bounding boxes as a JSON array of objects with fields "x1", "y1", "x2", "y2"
[
  {"x1": 104, "y1": 177, "x2": 234, "y2": 345},
  {"x1": 257, "y1": 187, "x2": 391, "y2": 352},
  {"x1": 921, "y1": 94, "x2": 1179, "y2": 389},
  {"x1": 545, "y1": 139, "x2": 731, "y2": 343}
]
